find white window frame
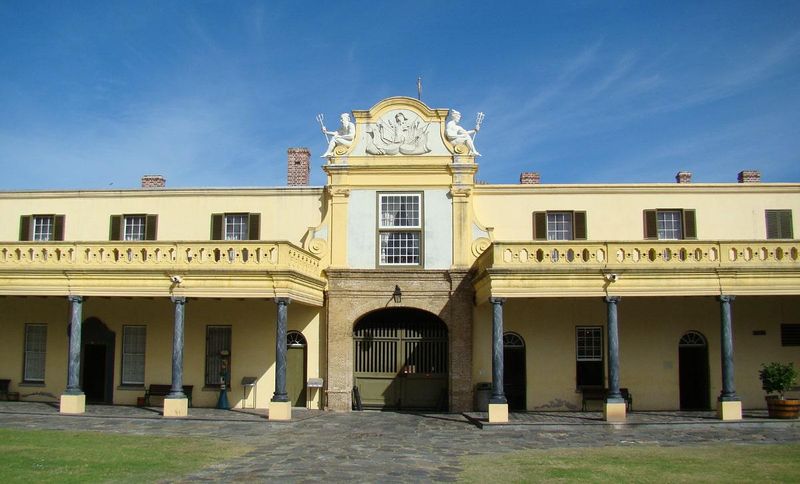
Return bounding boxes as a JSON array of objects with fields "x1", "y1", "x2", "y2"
[
  {"x1": 547, "y1": 212, "x2": 574, "y2": 241},
  {"x1": 378, "y1": 193, "x2": 422, "y2": 266},
  {"x1": 656, "y1": 210, "x2": 683, "y2": 240},
  {"x1": 123, "y1": 215, "x2": 147, "y2": 241},
  {"x1": 24, "y1": 324, "x2": 47, "y2": 383},
  {"x1": 576, "y1": 326, "x2": 603, "y2": 362},
  {"x1": 121, "y1": 325, "x2": 146, "y2": 385},
  {"x1": 224, "y1": 214, "x2": 249, "y2": 241},
  {"x1": 32, "y1": 216, "x2": 54, "y2": 241}
]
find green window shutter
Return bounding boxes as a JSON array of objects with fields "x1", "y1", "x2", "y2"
[
  {"x1": 643, "y1": 210, "x2": 657, "y2": 239},
  {"x1": 248, "y1": 213, "x2": 261, "y2": 240},
  {"x1": 19, "y1": 215, "x2": 31, "y2": 241},
  {"x1": 145, "y1": 215, "x2": 158, "y2": 240},
  {"x1": 573, "y1": 211, "x2": 587, "y2": 240},
  {"x1": 766, "y1": 210, "x2": 793, "y2": 239},
  {"x1": 533, "y1": 212, "x2": 547, "y2": 240},
  {"x1": 109, "y1": 215, "x2": 122, "y2": 240},
  {"x1": 683, "y1": 209, "x2": 697, "y2": 239},
  {"x1": 53, "y1": 215, "x2": 65, "y2": 241},
  {"x1": 211, "y1": 214, "x2": 223, "y2": 240}
]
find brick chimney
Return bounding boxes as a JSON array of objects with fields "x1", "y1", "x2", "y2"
[
  {"x1": 141, "y1": 175, "x2": 166, "y2": 188},
  {"x1": 676, "y1": 171, "x2": 692, "y2": 184},
  {"x1": 520, "y1": 172, "x2": 541, "y2": 184},
  {"x1": 737, "y1": 170, "x2": 761, "y2": 183},
  {"x1": 287, "y1": 148, "x2": 311, "y2": 186}
]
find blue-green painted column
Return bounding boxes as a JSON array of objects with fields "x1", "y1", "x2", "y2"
[
  {"x1": 66, "y1": 296, "x2": 84, "y2": 395},
  {"x1": 718, "y1": 295, "x2": 739, "y2": 402},
  {"x1": 490, "y1": 297, "x2": 507, "y2": 404},
  {"x1": 272, "y1": 297, "x2": 291, "y2": 403},
  {"x1": 605, "y1": 296, "x2": 623, "y2": 402},
  {"x1": 167, "y1": 297, "x2": 187, "y2": 399}
]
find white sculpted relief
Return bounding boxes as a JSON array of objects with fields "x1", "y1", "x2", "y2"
[
  {"x1": 317, "y1": 113, "x2": 356, "y2": 157},
  {"x1": 446, "y1": 109, "x2": 484, "y2": 156},
  {"x1": 365, "y1": 110, "x2": 431, "y2": 155}
]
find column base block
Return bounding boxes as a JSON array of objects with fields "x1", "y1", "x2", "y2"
[
  {"x1": 325, "y1": 390, "x2": 350, "y2": 411},
  {"x1": 488, "y1": 403, "x2": 509, "y2": 423},
  {"x1": 604, "y1": 402, "x2": 627, "y2": 422},
  {"x1": 269, "y1": 400, "x2": 292, "y2": 421},
  {"x1": 59, "y1": 394, "x2": 85, "y2": 414},
  {"x1": 717, "y1": 400, "x2": 742, "y2": 421},
  {"x1": 163, "y1": 398, "x2": 189, "y2": 418}
]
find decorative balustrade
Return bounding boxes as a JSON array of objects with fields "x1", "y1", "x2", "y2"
[
  {"x1": 477, "y1": 240, "x2": 800, "y2": 272},
  {"x1": 0, "y1": 241, "x2": 321, "y2": 277}
]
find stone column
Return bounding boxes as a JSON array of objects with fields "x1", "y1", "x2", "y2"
[
  {"x1": 164, "y1": 297, "x2": 189, "y2": 417},
  {"x1": 61, "y1": 296, "x2": 86, "y2": 414},
  {"x1": 488, "y1": 297, "x2": 508, "y2": 423},
  {"x1": 717, "y1": 295, "x2": 742, "y2": 420},
  {"x1": 270, "y1": 297, "x2": 292, "y2": 420},
  {"x1": 604, "y1": 296, "x2": 626, "y2": 422},
  {"x1": 66, "y1": 296, "x2": 84, "y2": 395}
]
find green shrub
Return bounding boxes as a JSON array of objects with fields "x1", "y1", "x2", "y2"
[{"x1": 759, "y1": 362, "x2": 799, "y2": 399}]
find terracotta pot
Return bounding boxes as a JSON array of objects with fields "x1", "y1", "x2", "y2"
[{"x1": 766, "y1": 397, "x2": 800, "y2": 419}]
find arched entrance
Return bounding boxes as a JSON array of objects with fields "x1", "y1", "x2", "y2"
[
  {"x1": 679, "y1": 331, "x2": 710, "y2": 410},
  {"x1": 286, "y1": 331, "x2": 307, "y2": 407},
  {"x1": 80, "y1": 318, "x2": 115, "y2": 404},
  {"x1": 353, "y1": 308, "x2": 448, "y2": 410},
  {"x1": 503, "y1": 332, "x2": 526, "y2": 411}
]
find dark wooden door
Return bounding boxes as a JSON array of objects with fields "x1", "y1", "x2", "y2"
[
  {"x1": 82, "y1": 344, "x2": 106, "y2": 403},
  {"x1": 679, "y1": 332, "x2": 710, "y2": 410},
  {"x1": 353, "y1": 308, "x2": 448, "y2": 410}
]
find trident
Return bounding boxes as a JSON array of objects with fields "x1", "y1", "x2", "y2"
[
  {"x1": 473, "y1": 112, "x2": 485, "y2": 141},
  {"x1": 316, "y1": 113, "x2": 330, "y2": 142}
]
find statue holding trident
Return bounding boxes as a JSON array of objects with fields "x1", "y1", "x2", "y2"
[
  {"x1": 445, "y1": 109, "x2": 484, "y2": 156},
  {"x1": 317, "y1": 112, "x2": 355, "y2": 158}
]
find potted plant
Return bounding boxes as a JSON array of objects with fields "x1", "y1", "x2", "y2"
[{"x1": 759, "y1": 362, "x2": 800, "y2": 419}]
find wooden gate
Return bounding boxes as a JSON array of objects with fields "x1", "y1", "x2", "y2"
[{"x1": 353, "y1": 308, "x2": 448, "y2": 410}]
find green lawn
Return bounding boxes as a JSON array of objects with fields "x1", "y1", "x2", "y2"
[
  {"x1": 0, "y1": 428, "x2": 252, "y2": 483},
  {"x1": 460, "y1": 444, "x2": 800, "y2": 483}
]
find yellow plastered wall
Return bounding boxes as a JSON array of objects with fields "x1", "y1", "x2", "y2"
[
  {"x1": 0, "y1": 189, "x2": 324, "y2": 243},
  {"x1": 472, "y1": 185, "x2": 800, "y2": 242},
  {"x1": 473, "y1": 296, "x2": 800, "y2": 411},
  {"x1": 0, "y1": 296, "x2": 324, "y2": 409},
  {"x1": 0, "y1": 297, "x2": 69, "y2": 401}
]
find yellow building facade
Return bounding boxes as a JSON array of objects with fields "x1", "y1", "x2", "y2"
[{"x1": 1, "y1": 97, "x2": 798, "y2": 422}]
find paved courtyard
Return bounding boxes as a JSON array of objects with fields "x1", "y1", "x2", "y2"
[{"x1": 1, "y1": 401, "x2": 799, "y2": 482}]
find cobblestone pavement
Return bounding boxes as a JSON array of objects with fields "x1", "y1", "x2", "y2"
[{"x1": 1, "y1": 402, "x2": 799, "y2": 482}]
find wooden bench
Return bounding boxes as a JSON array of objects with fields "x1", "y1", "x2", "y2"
[
  {"x1": 581, "y1": 386, "x2": 633, "y2": 411},
  {"x1": 144, "y1": 384, "x2": 193, "y2": 407}
]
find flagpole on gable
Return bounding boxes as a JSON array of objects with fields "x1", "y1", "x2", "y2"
[{"x1": 417, "y1": 77, "x2": 422, "y2": 101}]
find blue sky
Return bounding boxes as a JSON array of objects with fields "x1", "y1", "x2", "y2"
[{"x1": 1, "y1": 1, "x2": 798, "y2": 189}]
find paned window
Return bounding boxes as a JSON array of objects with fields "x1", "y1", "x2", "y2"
[
  {"x1": 766, "y1": 210, "x2": 793, "y2": 239},
  {"x1": 576, "y1": 326, "x2": 603, "y2": 387},
  {"x1": 533, "y1": 211, "x2": 587, "y2": 240},
  {"x1": 23, "y1": 324, "x2": 47, "y2": 382},
  {"x1": 19, "y1": 215, "x2": 65, "y2": 241},
  {"x1": 643, "y1": 209, "x2": 696, "y2": 240},
  {"x1": 124, "y1": 216, "x2": 146, "y2": 241},
  {"x1": 33, "y1": 216, "x2": 54, "y2": 241},
  {"x1": 657, "y1": 211, "x2": 683, "y2": 240},
  {"x1": 109, "y1": 214, "x2": 158, "y2": 241},
  {"x1": 205, "y1": 326, "x2": 232, "y2": 386},
  {"x1": 121, "y1": 326, "x2": 146, "y2": 385},
  {"x1": 547, "y1": 212, "x2": 573, "y2": 240},
  {"x1": 225, "y1": 214, "x2": 248, "y2": 240},
  {"x1": 378, "y1": 193, "x2": 422, "y2": 266},
  {"x1": 210, "y1": 213, "x2": 260, "y2": 241}
]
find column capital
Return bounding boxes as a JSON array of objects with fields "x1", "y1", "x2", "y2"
[
  {"x1": 718, "y1": 295, "x2": 736, "y2": 303},
  {"x1": 275, "y1": 297, "x2": 292, "y2": 306},
  {"x1": 68, "y1": 295, "x2": 84, "y2": 304},
  {"x1": 604, "y1": 296, "x2": 621, "y2": 304},
  {"x1": 489, "y1": 297, "x2": 506, "y2": 305},
  {"x1": 171, "y1": 296, "x2": 187, "y2": 305}
]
